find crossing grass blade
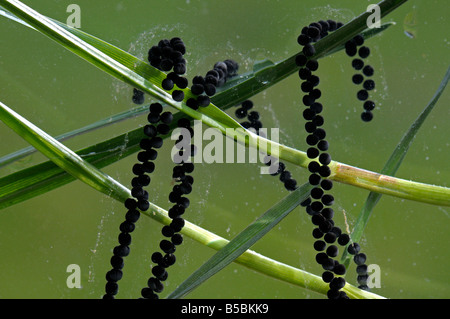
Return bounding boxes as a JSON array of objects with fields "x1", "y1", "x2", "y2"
[
  {"x1": 167, "y1": 182, "x2": 313, "y2": 299},
  {"x1": 340, "y1": 66, "x2": 450, "y2": 267},
  {"x1": 0, "y1": 103, "x2": 148, "y2": 168},
  {"x1": 0, "y1": 125, "x2": 141, "y2": 209}
]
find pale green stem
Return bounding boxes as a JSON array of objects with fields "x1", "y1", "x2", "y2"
[
  {"x1": 144, "y1": 200, "x2": 385, "y2": 299},
  {"x1": 330, "y1": 162, "x2": 450, "y2": 206},
  {"x1": 232, "y1": 130, "x2": 450, "y2": 206}
]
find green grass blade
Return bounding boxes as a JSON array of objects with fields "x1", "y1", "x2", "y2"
[
  {"x1": 0, "y1": 104, "x2": 148, "y2": 168},
  {"x1": 0, "y1": 100, "x2": 130, "y2": 203},
  {"x1": 167, "y1": 183, "x2": 313, "y2": 299},
  {"x1": 0, "y1": 128, "x2": 141, "y2": 209},
  {"x1": 379, "y1": 67, "x2": 449, "y2": 175},
  {"x1": 341, "y1": 66, "x2": 450, "y2": 267}
]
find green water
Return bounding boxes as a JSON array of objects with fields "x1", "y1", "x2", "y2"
[{"x1": 0, "y1": 0, "x2": 448, "y2": 299}]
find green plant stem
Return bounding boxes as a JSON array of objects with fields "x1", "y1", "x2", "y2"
[
  {"x1": 0, "y1": 103, "x2": 148, "y2": 168},
  {"x1": 2, "y1": 118, "x2": 448, "y2": 209},
  {"x1": 330, "y1": 161, "x2": 450, "y2": 206}
]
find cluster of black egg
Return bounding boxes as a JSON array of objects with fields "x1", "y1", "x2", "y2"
[
  {"x1": 148, "y1": 37, "x2": 188, "y2": 102},
  {"x1": 185, "y1": 59, "x2": 239, "y2": 110},
  {"x1": 234, "y1": 99, "x2": 264, "y2": 135},
  {"x1": 141, "y1": 37, "x2": 195, "y2": 299},
  {"x1": 140, "y1": 106, "x2": 196, "y2": 299},
  {"x1": 103, "y1": 101, "x2": 175, "y2": 299}
]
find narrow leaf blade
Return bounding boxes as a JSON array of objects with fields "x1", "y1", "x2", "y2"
[
  {"x1": 341, "y1": 66, "x2": 450, "y2": 266},
  {"x1": 167, "y1": 182, "x2": 313, "y2": 299}
]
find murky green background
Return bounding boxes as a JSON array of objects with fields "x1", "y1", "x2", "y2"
[{"x1": 0, "y1": 0, "x2": 448, "y2": 299}]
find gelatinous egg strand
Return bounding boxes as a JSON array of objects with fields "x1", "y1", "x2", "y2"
[
  {"x1": 107, "y1": 36, "x2": 241, "y2": 298},
  {"x1": 104, "y1": 37, "x2": 190, "y2": 299},
  {"x1": 295, "y1": 19, "x2": 373, "y2": 298},
  {"x1": 345, "y1": 34, "x2": 377, "y2": 121}
]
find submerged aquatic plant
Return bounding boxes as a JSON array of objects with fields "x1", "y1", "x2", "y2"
[{"x1": 0, "y1": 0, "x2": 448, "y2": 299}]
